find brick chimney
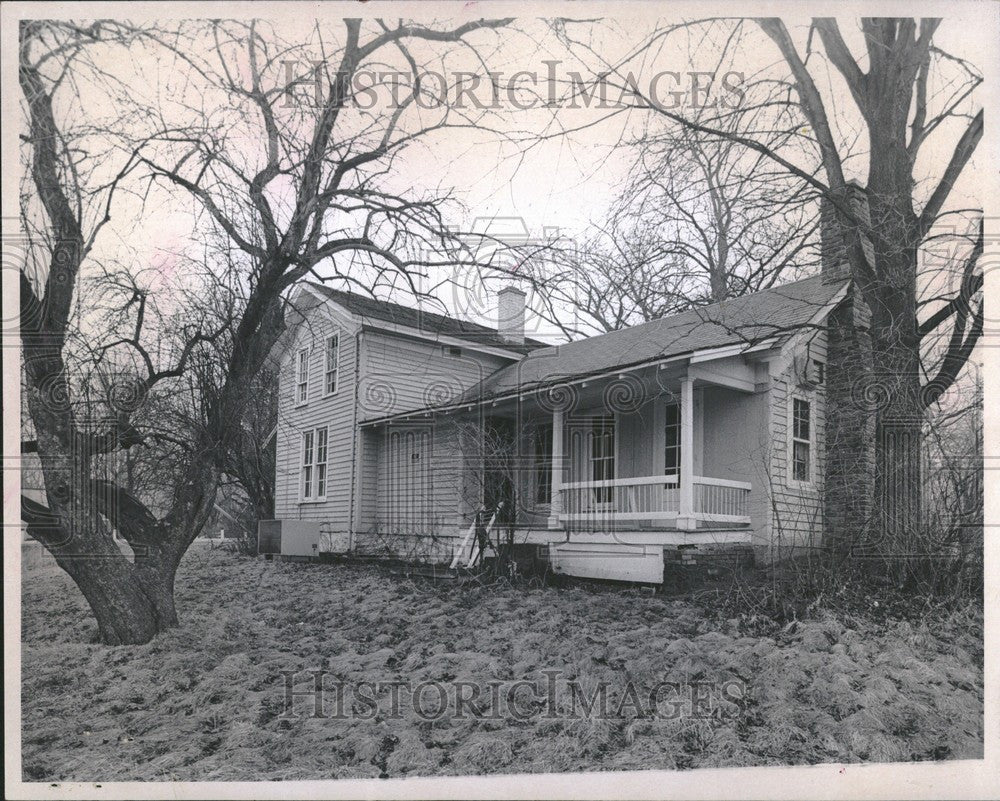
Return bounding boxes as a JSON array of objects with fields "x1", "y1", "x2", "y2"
[
  {"x1": 497, "y1": 286, "x2": 526, "y2": 345},
  {"x1": 821, "y1": 180, "x2": 872, "y2": 284},
  {"x1": 822, "y1": 180, "x2": 876, "y2": 553}
]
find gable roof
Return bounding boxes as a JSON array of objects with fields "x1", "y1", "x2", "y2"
[
  {"x1": 306, "y1": 282, "x2": 546, "y2": 355},
  {"x1": 464, "y1": 274, "x2": 849, "y2": 401}
]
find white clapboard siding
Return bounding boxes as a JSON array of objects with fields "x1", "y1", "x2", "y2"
[
  {"x1": 699, "y1": 384, "x2": 771, "y2": 542},
  {"x1": 273, "y1": 304, "x2": 360, "y2": 534},
  {"x1": 359, "y1": 330, "x2": 512, "y2": 420},
  {"x1": 767, "y1": 330, "x2": 828, "y2": 551}
]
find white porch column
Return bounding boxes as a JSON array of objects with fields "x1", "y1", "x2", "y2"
[
  {"x1": 678, "y1": 375, "x2": 696, "y2": 530},
  {"x1": 547, "y1": 407, "x2": 564, "y2": 529}
]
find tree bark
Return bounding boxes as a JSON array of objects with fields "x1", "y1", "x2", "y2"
[
  {"x1": 60, "y1": 557, "x2": 179, "y2": 645},
  {"x1": 863, "y1": 69, "x2": 926, "y2": 548}
]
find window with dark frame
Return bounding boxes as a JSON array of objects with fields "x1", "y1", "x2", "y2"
[
  {"x1": 296, "y1": 348, "x2": 309, "y2": 404},
  {"x1": 534, "y1": 425, "x2": 553, "y2": 504},
  {"x1": 325, "y1": 334, "x2": 339, "y2": 396},
  {"x1": 812, "y1": 359, "x2": 825, "y2": 385},
  {"x1": 792, "y1": 397, "x2": 811, "y2": 482},
  {"x1": 315, "y1": 427, "x2": 328, "y2": 497},
  {"x1": 301, "y1": 429, "x2": 314, "y2": 498},
  {"x1": 590, "y1": 416, "x2": 615, "y2": 504},
  {"x1": 664, "y1": 401, "x2": 681, "y2": 480}
]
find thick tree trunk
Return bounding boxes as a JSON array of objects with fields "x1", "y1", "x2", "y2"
[
  {"x1": 57, "y1": 555, "x2": 179, "y2": 644},
  {"x1": 865, "y1": 145, "x2": 925, "y2": 551}
]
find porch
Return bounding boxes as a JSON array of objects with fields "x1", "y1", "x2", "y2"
[
  {"x1": 365, "y1": 348, "x2": 769, "y2": 562},
  {"x1": 484, "y1": 354, "x2": 767, "y2": 535}
]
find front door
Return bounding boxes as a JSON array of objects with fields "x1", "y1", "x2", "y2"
[{"x1": 384, "y1": 425, "x2": 432, "y2": 535}]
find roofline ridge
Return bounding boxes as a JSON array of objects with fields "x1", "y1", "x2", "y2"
[{"x1": 304, "y1": 280, "x2": 548, "y2": 352}]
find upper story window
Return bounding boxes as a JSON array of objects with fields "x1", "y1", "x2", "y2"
[
  {"x1": 296, "y1": 348, "x2": 309, "y2": 405},
  {"x1": 792, "y1": 397, "x2": 812, "y2": 483},
  {"x1": 664, "y1": 401, "x2": 681, "y2": 480},
  {"x1": 445, "y1": 345, "x2": 463, "y2": 358},
  {"x1": 325, "y1": 334, "x2": 340, "y2": 396}
]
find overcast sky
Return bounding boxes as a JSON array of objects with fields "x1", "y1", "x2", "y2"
[{"x1": 21, "y1": 10, "x2": 989, "y2": 343}]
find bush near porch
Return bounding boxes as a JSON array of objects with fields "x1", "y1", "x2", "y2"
[{"x1": 22, "y1": 543, "x2": 982, "y2": 780}]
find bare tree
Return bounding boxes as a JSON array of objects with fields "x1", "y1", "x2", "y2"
[
  {"x1": 20, "y1": 17, "x2": 512, "y2": 643},
  {"x1": 528, "y1": 101, "x2": 819, "y2": 339},
  {"x1": 555, "y1": 18, "x2": 983, "y2": 546},
  {"x1": 222, "y1": 365, "x2": 277, "y2": 522}
]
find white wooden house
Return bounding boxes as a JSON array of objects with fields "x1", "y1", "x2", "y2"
[{"x1": 269, "y1": 267, "x2": 853, "y2": 584}]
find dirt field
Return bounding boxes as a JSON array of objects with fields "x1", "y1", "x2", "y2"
[{"x1": 21, "y1": 543, "x2": 983, "y2": 780}]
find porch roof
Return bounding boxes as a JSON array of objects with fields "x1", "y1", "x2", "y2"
[{"x1": 461, "y1": 275, "x2": 848, "y2": 402}]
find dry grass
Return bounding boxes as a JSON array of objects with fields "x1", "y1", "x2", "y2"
[{"x1": 21, "y1": 543, "x2": 983, "y2": 780}]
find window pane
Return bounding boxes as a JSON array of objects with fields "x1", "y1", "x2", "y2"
[
  {"x1": 317, "y1": 464, "x2": 326, "y2": 497},
  {"x1": 665, "y1": 447, "x2": 679, "y2": 473},
  {"x1": 303, "y1": 431, "x2": 314, "y2": 465},
  {"x1": 316, "y1": 428, "x2": 328, "y2": 462},
  {"x1": 326, "y1": 336, "x2": 338, "y2": 394},
  {"x1": 793, "y1": 441, "x2": 810, "y2": 481},
  {"x1": 589, "y1": 417, "x2": 615, "y2": 502},
  {"x1": 303, "y1": 465, "x2": 313, "y2": 497},
  {"x1": 297, "y1": 350, "x2": 309, "y2": 402},
  {"x1": 793, "y1": 398, "x2": 811, "y2": 441},
  {"x1": 665, "y1": 402, "x2": 681, "y2": 477}
]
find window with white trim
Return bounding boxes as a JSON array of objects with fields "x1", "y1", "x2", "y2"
[
  {"x1": 324, "y1": 334, "x2": 340, "y2": 396},
  {"x1": 791, "y1": 397, "x2": 811, "y2": 483},
  {"x1": 301, "y1": 427, "x2": 328, "y2": 501},
  {"x1": 296, "y1": 348, "x2": 309, "y2": 405}
]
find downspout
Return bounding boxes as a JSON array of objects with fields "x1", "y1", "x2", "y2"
[{"x1": 347, "y1": 329, "x2": 362, "y2": 552}]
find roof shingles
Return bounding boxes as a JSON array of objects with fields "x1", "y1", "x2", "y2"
[
  {"x1": 307, "y1": 283, "x2": 546, "y2": 354},
  {"x1": 466, "y1": 275, "x2": 847, "y2": 401}
]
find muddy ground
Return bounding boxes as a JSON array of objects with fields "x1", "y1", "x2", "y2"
[{"x1": 21, "y1": 543, "x2": 983, "y2": 780}]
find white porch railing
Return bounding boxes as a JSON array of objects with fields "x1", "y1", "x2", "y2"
[
  {"x1": 561, "y1": 474, "x2": 681, "y2": 523},
  {"x1": 693, "y1": 476, "x2": 752, "y2": 522},
  {"x1": 556, "y1": 474, "x2": 750, "y2": 527}
]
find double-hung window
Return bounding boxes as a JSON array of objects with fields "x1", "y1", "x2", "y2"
[
  {"x1": 301, "y1": 427, "x2": 329, "y2": 501},
  {"x1": 791, "y1": 397, "x2": 812, "y2": 483},
  {"x1": 664, "y1": 401, "x2": 681, "y2": 481},
  {"x1": 324, "y1": 334, "x2": 340, "y2": 396},
  {"x1": 590, "y1": 416, "x2": 615, "y2": 504},
  {"x1": 296, "y1": 348, "x2": 309, "y2": 405}
]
